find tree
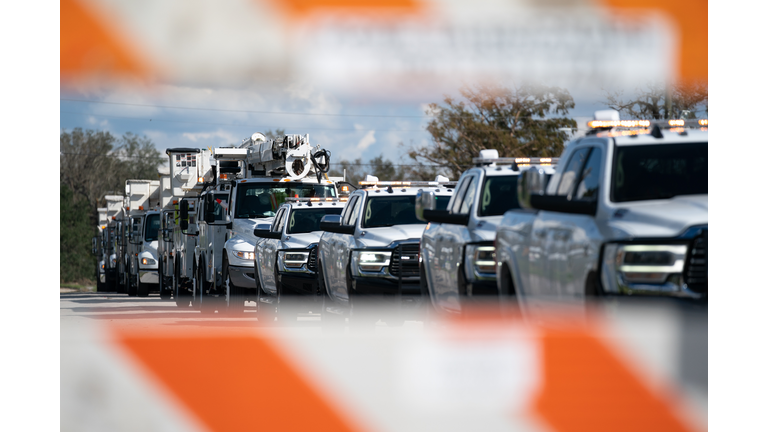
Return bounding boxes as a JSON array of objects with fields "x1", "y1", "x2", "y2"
[
  {"x1": 328, "y1": 154, "x2": 446, "y2": 187},
  {"x1": 60, "y1": 183, "x2": 96, "y2": 283},
  {"x1": 408, "y1": 83, "x2": 577, "y2": 180},
  {"x1": 59, "y1": 128, "x2": 163, "y2": 283},
  {"x1": 602, "y1": 81, "x2": 708, "y2": 120}
]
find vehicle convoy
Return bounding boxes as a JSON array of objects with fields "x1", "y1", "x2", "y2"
[
  {"x1": 252, "y1": 197, "x2": 347, "y2": 323},
  {"x1": 123, "y1": 179, "x2": 161, "y2": 297},
  {"x1": 165, "y1": 147, "x2": 214, "y2": 307},
  {"x1": 317, "y1": 178, "x2": 455, "y2": 327},
  {"x1": 417, "y1": 151, "x2": 558, "y2": 316},
  {"x1": 494, "y1": 112, "x2": 708, "y2": 307},
  {"x1": 183, "y1": 132, "x2": 338, "y2": 315}
]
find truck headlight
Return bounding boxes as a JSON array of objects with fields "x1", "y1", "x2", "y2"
[
  {"x1": 277, "y1": 251, "x2": 310, "y2": 272},
  {"x1": 141, "y1": 257, "x2": 157, "y2": 266},
  {"x1": 464, "y1": 244, "x2": 496, "y2": 280},
  {"x1": 601, "y1": 244, "x2": 688, "y2": 295},
  {"x1": 351, "y1": 250, "x2": 391, "y2": 273},
  {"x1": 233, "y1": 251, "x2": 255, "y2": 261}
]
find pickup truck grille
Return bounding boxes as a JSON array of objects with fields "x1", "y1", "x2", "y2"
[
  {"x1": 684, "y1": 231, "x2": 707, "y2": 294},
  {"x1": 307, "y1": 247, "x2": 318, "y2": 272},
  {"x1": 390, "y1": 243, "x2": 420, "y2": 278}
]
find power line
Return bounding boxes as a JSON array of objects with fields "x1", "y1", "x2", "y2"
[
  {"x1": 60, "y1": 111, "x2": 429, "y2": 133},
  {"x1": 60, "y1": 98, "x2": 431, "y2": 119}
]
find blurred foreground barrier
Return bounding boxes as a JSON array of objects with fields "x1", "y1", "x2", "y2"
[
  {"x1": 61, "y1": 301, "x2": 706, "y2": 432},
  {"x1": 60, "y1": 0, "x2": 705, "y2": 93}
]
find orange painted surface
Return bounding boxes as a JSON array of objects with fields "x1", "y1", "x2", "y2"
[
  {"x1": 602, "y1": 0, "x2": 708, "y2": 83},
  {"x1": 60, "y1": 0, "x2": 146, "y2": 79},
  {"x1": 534, "y1": 327, "x2": 693, "y2": 432},
  {"x1": 117, "y1": 331, "x2": 361, "y2": 432},
  {"x1": 274, "y1": 0, "x2": 423, "y2": 19}
]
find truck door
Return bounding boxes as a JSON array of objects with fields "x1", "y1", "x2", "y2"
[
  {"x1": 260, "y1": 208, "x2": 286, "y2": 294},
  {"x1": 323, "y1": 194, "x2": 361, "y2": 302},
  {"x1": 430, "y1": 174, "x2": 476, "y2": 312},
  {"x1": 530, "y1": 147, "x2": 592, "y2": 297}
]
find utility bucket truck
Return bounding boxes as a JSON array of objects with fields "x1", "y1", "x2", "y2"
[
  {"x1": 192, "y1": 133, "x2": 338, "y2": 318},
  {"x1": 124, "y1": 179, "x2": 160, "y2": 297},
  {"x1": 102, "y1": 195, "x2": 124, "y2": 292},
  {"x1": 165, "y1": 147, "x2": 213, "y2": 307}
]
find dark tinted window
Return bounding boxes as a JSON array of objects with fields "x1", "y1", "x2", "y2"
[
  {"x1": 235, "y1": 183, "x2": 336, "y2": 219},
  {"x1": 478, "y1": 175, "x2": 520, "y2": 216},
  {"x1": 436, "y1": 196, "x2": 451, "y2": 211},
  {"x1": 287, "y1": 208, "x2": 344, "y2": 233},
  {"x1": 612, "y1": 143, "x2": 707, "y2": 202},
  {"x1": 144, "y1": 214, "x2": 161, "y2": 242},
  {"x1": 363, "y1": 196, "x2": 424, "y2": 228},
  {"x1": 574, "y1": 148, "x2": 602, "y2": 201}
]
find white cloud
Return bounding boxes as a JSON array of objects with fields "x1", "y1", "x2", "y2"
[
  {"x1": 182, "y1": 130, "x2": 239, "y2": 144},
  {"x1": 356, "y1": 130, "x2": 376, "y2": 151}
]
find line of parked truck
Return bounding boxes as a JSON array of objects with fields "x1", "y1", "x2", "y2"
[{"x1": 92, "y1": 110, "x2": 707, "y2": 326}]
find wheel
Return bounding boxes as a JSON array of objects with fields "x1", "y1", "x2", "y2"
[
  {"x1": 127, "y1": 273, "x2": 137, "y2": 297},
  {"x1": 348, "y1": 268, "x2": 377, "y2": 332},
  {"x1": 224, "y1": 258, "x2": 245, "y2": 314},
  {"x1": 198, "y1": 259, "x2": 217, "y2": 314},
  {"x1": 499, "y1": 263, "x2": 519, "y2": 318},
  {"x1": 174, "y1": 257, "x2": 190, "y2": 307},
  {"x1": 158, "y1": 259, "x2": 171, "y2": 299},
  {"x1": 97, "y1": 278, "x2": 105, "y2": 293},
  {"x1": 257, "y1": 283, "x2": 277, "y2": 325},
  {"x1": 137, "y1": 277, "x2": 149, "y2": 297}
]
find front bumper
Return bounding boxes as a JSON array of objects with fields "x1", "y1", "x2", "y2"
[
  {"x1": 351, "y1": 276, "x2": 423, "y2": 301},
  {"x1": 277, "y1": 272, "x2": 320, "y2": 298},
  {"x1": 139, "y1": 270, "x2": 159, "y2": 284},
  {"x1": 229, "y1": 265, "x2": 258, "y2": 289}
]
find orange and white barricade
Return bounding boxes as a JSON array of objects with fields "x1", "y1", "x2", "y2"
[{"x1": 61, "y1": 301, "x2": 706, "y2": 432}]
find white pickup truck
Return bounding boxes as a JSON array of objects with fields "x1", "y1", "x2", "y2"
[{"x1": 494, "y1": 116, "x2": 708, "y2": 306}]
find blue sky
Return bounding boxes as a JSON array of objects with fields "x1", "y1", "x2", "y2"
[{"x1": 60, "y1": 81, "x2": 611, "y2": 171}]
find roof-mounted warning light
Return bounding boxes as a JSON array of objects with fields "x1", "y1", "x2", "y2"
[
  {"x1": 358, "y1": 180, "x2": 458, "y2": 188},
  {"x1": 472, "y1": 156, "x2": 559, "y2": 167},
  {"x1": 284, "y1": 197, "x2": 349, "y2": 206}
]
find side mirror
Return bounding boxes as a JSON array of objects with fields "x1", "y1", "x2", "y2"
[
  {"x1": 320, "y1": 214, "x2": 356, "y2": 235},
  {"x1": 423, "y1": 209, "x2": 470, "y2": 226},
  {"x1": 180, "y1": 200, "x2": 189, "y2": 231},
  {"x1": 415, "y1": 190, "x2": 437, "y2": 222},
  {"x1": 518, "y1": 167, "x2": 549, "y2": 210},
  {"x1": 529, "y1": 195, "x2": 598, "y2": 216},
  {"x1": 253, "y1": 228, "x2": 282, "y2": 239},
  {"x1": 91, "y1": 237, "x2": 98, "y2": 255},
  {"x1": 162, "y1": 228, "x2": 172, "y2": 242}
]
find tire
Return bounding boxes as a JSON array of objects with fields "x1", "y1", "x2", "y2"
[
  {"x1": 97, "y1": 278, "x2": 105, "y2": 293},
  {"x1": 174, "y1": 257, "x2": 189, "y2": 307},
  {"x1": 198, "y1": 258, "x2": 217, "y2": 314},
  {"x1": 137, "y1": 278, "x2": 149, "y2": 297},
  {"x1": 318, "y1": 263, "x2": 344, "y2": 332},
  {"x1": 158, "y1": 259, "x2": 170, "y2": 299},
  {"x1": 499, "y1": 263, "x2": 519, "y2": 318},
  {"x1": 127, "y1": 273, "x2": 137, "y2": 297},
  {"x1": 224, "y1": 258, "x2": 245, "y2": 314},
  {"x1": 257, "y1": 283, "x2": 276, "y2": 325}
]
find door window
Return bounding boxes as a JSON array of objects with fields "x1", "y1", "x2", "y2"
[
  {"x1": 556, "y1": 148, "x2": 591, "y2": 196},
  {"x1": 342, "y1": 196, "x2": 359, "y2": 225},
  {"x1": 272, "y1": 209, "x2": 286, "y2": 232},
  {"x1": 449, "y1": 176, "x2": 471, "y2": 214},
  {"x1": 458, "y1": 176, "x2": 478, "y2": 214},
  {"x1": 574, "y1": 148, "x2": 603, "y2": 201}
]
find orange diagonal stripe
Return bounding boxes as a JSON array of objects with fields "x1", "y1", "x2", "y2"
[
  {"x1": 118, "y1": 331, "x2": 361, "y2": 432},
  {"x1": 60, "y1": 0, "x2": 147, "y2": 78},
  {"x1": 534, "y1": 328, "x2": 693, "y2": 432}
]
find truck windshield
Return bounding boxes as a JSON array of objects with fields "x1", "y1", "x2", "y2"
[
  {"x1": 362, "y1": 195, "x2": 450, "y2": 228},
  {"x1": 235, "y1": 183, "x2": 337, "y2": 219},
  {"x1": 612, "y1": 142, "x2": 707, "y2": 202},
  {"x1": 287, "y1": 208, "x2": 344, "y2": 234},
  {"x1": 144, "y1": 214, "x2": 161, "y2": 242},
  {"x1": 478, "y1": 175, "x2": 520, "y2": 216}
]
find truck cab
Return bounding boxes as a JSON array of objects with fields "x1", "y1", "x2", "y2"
[
  {"x1": 124, "y1": 179, "x2": 160, "y2": 297},
  {"x1": 494, "y1": 114, "x2": 708, "y2": 308},
  {"x1": 419, "y1": 152, "x2": 558, "y2": 316},
  {"x1": 318, "y1": 179, "x2": 455, "y2": 328}
]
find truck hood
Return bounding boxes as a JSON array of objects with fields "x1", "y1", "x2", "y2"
[
  {"x1": 608, "y1": 194, "x2": 708, "y2": 239},
  {"x1": 357, "y1": 224, "x2": 427, "y2": 248},
  {"x1": 471, "y1": 216, "x2": 503, "y2": 243},
  {"x1": 283, "y1": 231, "x2": 322, "y2": 249},
  {"x1": 141, "y1": 240, "x2": 158, "y2": 258}
]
